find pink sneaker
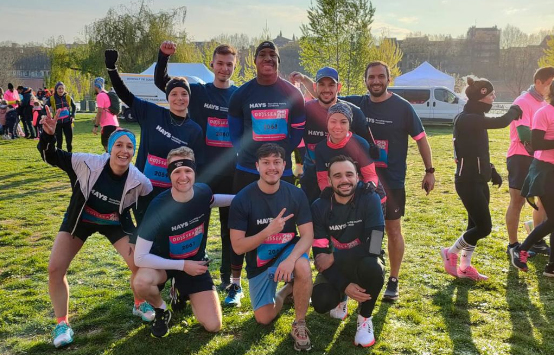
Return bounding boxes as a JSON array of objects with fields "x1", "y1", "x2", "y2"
[
  {"x1": 440, "y1": 247, "x2": 458, "y2": 277},
  {"x1": 457, "y1": 265, "x2": 488, "y2": 281}
]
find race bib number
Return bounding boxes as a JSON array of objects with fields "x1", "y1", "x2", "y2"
[
  {"x1": 206, "y1": 117, "x2": 232, "y2": 147},
  {"x1": 143, "y1": 154, "x2": 171, "y2": 188},
  {"x1": 251, "y1": 109, "x2": 288, "y2": 141},
  {"x1": 81, "y1": 206, "x2": 120, "y2": 225},
  {"x1": 169, "y1": 225, "x2": 204, "y2": 259},
  {"x1": 374, "y1": 139, "x2": 389, "y2": 168},
  {"x1": 256, "y1": 232, "x2": 295, "y2": 267},
  {"x1": 58, "y1": 108, "x2": 70, "y2": 120}
]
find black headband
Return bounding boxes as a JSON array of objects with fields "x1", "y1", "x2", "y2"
[
  {"x1": 165, "y1": 78, "x2": 191, "y2": 99},
  {"x1": 167, "y1": 158, "x2": 196, "y2": 177}
]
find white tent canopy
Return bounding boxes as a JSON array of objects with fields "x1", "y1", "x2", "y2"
[
  {"x1": 140, "y1": 63, "x2": 215, "y2": 84},
  {"x1": 394, "y1": 61, "x2": 455, "y2": 91}
]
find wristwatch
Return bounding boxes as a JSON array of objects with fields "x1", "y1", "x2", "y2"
[{"x1": 425, "y1": 167, "x2": 435, "y2": 174}]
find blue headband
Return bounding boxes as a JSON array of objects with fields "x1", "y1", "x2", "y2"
[{"x1": 108, "y1": 130, "x2": 136, "y2": 156}]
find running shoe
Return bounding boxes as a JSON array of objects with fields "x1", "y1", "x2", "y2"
[
  {"x1": 329, "y1": 297, "x2": 348, "y2": 320},
  {"x1": 382, "y1": 277, "x2": 399, "y2": 302},
  {"x1": 291, "y1": 319, "x2": 312, "y2": 351},
  {"x1": 169, "y1": 278, "x2": 185, "y2": 312},
  {"x1": 354, "y1": 315, "x2": 375, "y2": 348},
  {"x1": 133, "y1": 301, "x2": 155, "y2": 322},
  {"x1": 440, "y1": 247, "x2": 458, "y2": 277},
  {"x1": 457, "y1": 265, "x2": 489, "y2": 281},
  {"x1": 52, "y1": 321, "x2": 74, "y2": 348},
  {"x1": 530, "y1": 239, "x2": 551, "y2": 256},
  {"x1": 506, "y1": 243, "x2": 536, "y2": 258},
  {"x1": 509, "y1": 246, "x2": 529, "y2": 272},
  {"x1": 543, "y1": 262, "x2": 554, "y2": 277},
  {"x1": 224, "y1": 284, "x2": 244, "y2": 307},
  {"x1": 151, "y1": 308, "x2": 171, "y2": 338}
]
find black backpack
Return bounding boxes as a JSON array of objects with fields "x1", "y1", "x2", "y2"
[{"x1": 106, "y1": 92, "x2": 121, "y2": 115}]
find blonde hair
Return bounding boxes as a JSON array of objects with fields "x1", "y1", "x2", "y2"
[{"x1": 167, "y1": 146, "x2": 195, "y2": 163}]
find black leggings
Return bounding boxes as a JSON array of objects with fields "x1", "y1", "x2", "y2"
[
  {"x1": 521, "y1": 188, "x2": 554, "y2": 263},
  {"x1": 455, "y1": 181, "x2": 492, "y2": 246},
  {"x1": 312, "y1": 256, "x2": 385, "y2": 318},
  {"x1": 55, "y1": 120, "x2": 73, "y2": 152}
]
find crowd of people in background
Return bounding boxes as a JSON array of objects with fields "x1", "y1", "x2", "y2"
[{"x1": 3, "y1": 36, "x2": 551, "y2": 352}]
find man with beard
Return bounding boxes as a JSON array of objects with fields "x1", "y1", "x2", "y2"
[
  {"x1": 311, "y1": 155, "x2": 385, "y2": 348},
  {"x1": 226, "y1": 41, "x2": 305, "y2": 307},
  {"x1": 290, "y1": 67, "x2": 379, "y2": 204},
  {"x1": 229, "y1": 143, "x2": 314, "y2": 351}
]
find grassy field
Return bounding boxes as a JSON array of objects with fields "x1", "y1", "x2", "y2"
[{"x1": 0, "y1": 114, "x2": 552, "y2": 355}]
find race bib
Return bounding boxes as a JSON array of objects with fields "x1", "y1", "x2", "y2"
[
  {"x1": 206, "y1": 117, "x2": 232, "y2": 147},
  {"x1": 374, "y1": 139, "x2": 389, "y2": 168},
  {"x1": 169, "y1": 225, "x2": 204, "y2": 259},
  {"x1": 143, "y1": 154, "x2": 171, "y2": 188},
  {"x1": 256, "y1": 232, "x2": 295, "y2": 267},
  {"x1": 251, "y1": 109, "x2": 289, "y2": 141},
  {"x1": 81, "y1": 206, "x2": 120, "y2": 225}
]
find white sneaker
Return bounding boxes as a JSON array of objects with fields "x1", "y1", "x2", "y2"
[
  {"x1": 52, "y1": 321, "x2": 74, "y2": 348},
  {"x1": 354, "y1": 315, "x2": 375, "y2": 348},
  {"x1": 329, "y1": 298, "x2": 348, "y2": 320}
]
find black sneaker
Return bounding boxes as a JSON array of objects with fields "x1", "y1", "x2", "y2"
[
  {"x1": 507, "y1": 242, "x2": 536, "y2": 258},
  {"x1": 217, "y1": 281, "x2": 231, "y2": 292},
  {"x1": 382, "y1": 277, "x2": 399, "y2": 302},
  {"x1": 151, "y1": 308, "x2": 171, "y2": 338},
  {"x1": 544, "y1": 263, "x2": 554, "y2": 277},
  {"x1": 509, "y1": 246, "x2": 529, "y2": 272},
  {"x1": 530, "y1": 239, "x2": 551, "y2": 256}
]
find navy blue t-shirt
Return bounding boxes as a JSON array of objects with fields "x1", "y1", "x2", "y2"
[
  {"x1": 228, "y1": 77, "x2": 306, "y2": 176},
  {"x1": 341, "y1": 93, "x2": 425, "y2": 189},
  {"x1": 131, "y1": 97, "x2": 204, "y2": 194},
  {"x1": 81, "y1": 162, "x2": 127, "y2": 226},
  {"x1": 137, "y1": 184, "x2": 213, "y2": 260},
  {"x1": 188, "y1": 83, "x2": 238, "y2": 181},
  {"x1": 303, "y1": 99, "x2": 370, "y2": 169},
  {"x1": 228, "y1": 181, "x2": 312, "y2": 278}
]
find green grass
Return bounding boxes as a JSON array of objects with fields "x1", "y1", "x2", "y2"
[{"x1": 1, "y1": 115, "x2": 553, "y2": 354}]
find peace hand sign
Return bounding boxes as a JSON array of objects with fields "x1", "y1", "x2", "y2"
[
  {"x1": 40, "y1": 106, "x2": 60, "y2": 136},
  {"x1": 265, "y1": 208, "x2": 294, "y2": 237}
]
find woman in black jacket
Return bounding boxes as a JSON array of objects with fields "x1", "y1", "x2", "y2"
[
  {"x1": 441, "y1": 77, "x2": 522, "y2": 281},
  {"x1": 45, "y1": 82, "x2": 76, "y2": 152}
]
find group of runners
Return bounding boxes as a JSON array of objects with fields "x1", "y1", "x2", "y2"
[{"x1": 37, "y1": 36, "x2": 554, "y2": 351}]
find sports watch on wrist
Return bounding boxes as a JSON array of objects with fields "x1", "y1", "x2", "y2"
[{"x1": 425, "y1": 167, "x2": 435, "y2": 174}]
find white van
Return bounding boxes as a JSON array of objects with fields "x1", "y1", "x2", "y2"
[{"x1": 388, "y1": 86, "x2": 466, "y2": 123}]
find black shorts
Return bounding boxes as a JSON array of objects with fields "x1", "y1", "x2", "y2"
[
  {"x1": 59, "y1": 220, "x2": 127, "y2": 244},
  {"x1": 507, "y1": 155, "x2": 533, "y2": 190},
  {"x1": 384, "y1": 187, "x2": 405, "y2": 221},
  {"x1": 233, "y1": 169, "x2": 295, "y2": 194},
  {"x1": 159, "y1": 270, "x2": 215, "y2": 298},
  {"x1": 101, "y1": 125, "x2": 119, "y2": 148}
]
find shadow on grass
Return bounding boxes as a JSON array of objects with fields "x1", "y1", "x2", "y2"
[
  {"x1": 433, "y1": 281, "x2": 481, "y2": 355},
  {"x1": 506, "y1": 262, "x2": 552, "y2": 354}
]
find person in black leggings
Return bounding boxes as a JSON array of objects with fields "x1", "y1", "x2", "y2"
[
  {"x1": 510, "y1": 80, "x2": 554, "y2": 276},
  {"x1": 440, "y1": 76, "x2": 522, "y2": 281}
]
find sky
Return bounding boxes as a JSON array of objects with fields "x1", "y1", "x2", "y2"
[{"x1": 2, "y1": 0, "x2": 554, "y2": 44}]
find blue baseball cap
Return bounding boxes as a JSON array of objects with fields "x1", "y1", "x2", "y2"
[{"x1": 316, "y1": 67, "x2": 339, "y2": 83}]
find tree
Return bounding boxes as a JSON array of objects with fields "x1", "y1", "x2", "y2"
[
  {"x1": 539, "y1": 36, "x2": 554, "y2": 67},
  {"x1": 299, "y1": 0, "x2": 376, "y2": 95},
  {"x1": 211, "y1": 33, "x2": 251, "y2": 50},
  {"x1": 371, "y1": 37, "x2": 403, "y2": 81},
  {"x1": 500, "y1": 24, "x2": 529, "y2": 49}
]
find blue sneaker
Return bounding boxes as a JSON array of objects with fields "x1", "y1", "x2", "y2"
[
  {"x1": 52, "y1": 321, "x2": 74, "y2": 348},
  {"x1": 133, "y1": 302, "x2": 155, "y2": 322},
  {"x1": 224, "y1": 283, "x2": 244, "y2": 307}
]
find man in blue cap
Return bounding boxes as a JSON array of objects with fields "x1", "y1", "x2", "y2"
[{"x1": 93, "y1": 77, "x2": 120, "y2": 150}]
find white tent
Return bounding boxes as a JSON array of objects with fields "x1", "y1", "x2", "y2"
[
  {"x1": 140, "y1": 63, "x2": 215, "y2": 84},
  {"x1": 394, "y1": 61, "x2": 455, "y2": 91}
]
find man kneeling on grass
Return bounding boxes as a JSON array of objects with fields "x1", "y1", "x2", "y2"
[
  {"x1": 311, "y1": 155, "x2": 385, "y2": 348},
  {"x1": 229, "y1": 143, "x2": 314, "y2": 351},
  {"x1": 133, "y1": 146, "x2": 234, "y2": 337}
]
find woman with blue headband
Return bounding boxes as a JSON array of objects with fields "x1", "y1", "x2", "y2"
[{"x1": 38, "y1": 106, "x2": 154, "y2": 348}]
